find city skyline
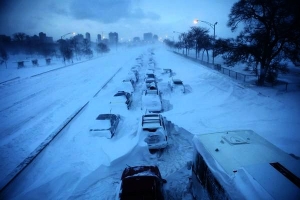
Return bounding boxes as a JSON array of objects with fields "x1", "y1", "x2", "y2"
[{"x1": 0, "y1": 0, "x2": 238, "y2": 42}]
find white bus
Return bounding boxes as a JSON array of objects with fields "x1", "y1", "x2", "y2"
[{"x1": 191, "y1": 130, "x2": 300, "y2": 200}]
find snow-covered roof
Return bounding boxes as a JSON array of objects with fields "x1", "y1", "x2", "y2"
[
  {"x1": 193, "y1": 130, "x2": 300, "y2": 199},
  {"x1": 142, "y1": 115, "x2": 162, "y2": 128},
  {"x1": 194, "y1": 130, "x2": 294, "y2": 175}
]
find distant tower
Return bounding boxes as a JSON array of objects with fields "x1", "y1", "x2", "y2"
[
  {"x1": 143, "y1": 32, "x2": 153, "y2": 42},
  {"x1": 109, "y1": 32, "x2": 118, "y2": 44},
  {"x1": 85, "y1": 32, "x2": 91, "y2": 41},
  {"x1": 97, "y1": 34, "x2": 102, "y2": 43},
  {"x1": 39, "y1": 32, "x2": 46, "y2": 42}
]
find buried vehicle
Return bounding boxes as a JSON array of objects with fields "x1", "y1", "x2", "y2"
[
  {"x1": 89, "y1": 114, "x2": 120, "y2": 138},
  {"x1": 168, "y1": 78, "x2": 185, "y2": 93},
  {"x1": 117, "y1": 165, "x2": 167, "y2": 200},
  {"x1": 110, "y1": 91, "x2": 133, "y2": 110},
  {"x1": 142, "y1": 88, "x2": 162, "y2": 113},
  {"x1": 141, "y1": 114, "x2": 168, "y2": 149},
  {"x1": 191, "y1": 130, "x2": 300, "y2": 200}
]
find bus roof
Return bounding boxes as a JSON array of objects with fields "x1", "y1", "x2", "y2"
[{"x1": 193, "y1": 130, "x2": 300, "y2": 199}]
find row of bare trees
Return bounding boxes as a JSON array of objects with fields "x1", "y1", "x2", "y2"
[
  {"x1": 0, "y1": 32, "x2": 56, "y2": 58},
  {"x1": 0, "y1": 32, "x2": 111, "y2": 66},
  {"x1": 164, "y1": 27, "x2": 212, "y2": 62},
  {"x1": 165, "y1": 0, "x2": 300, "y2": 85},
  {"x1": 58, "y1": 36, "x2": 110, "y2": 64}
]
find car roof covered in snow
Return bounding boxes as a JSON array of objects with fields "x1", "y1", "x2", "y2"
[{"x1": 142, "y1": 114, "x2": 162, "y2": 128}]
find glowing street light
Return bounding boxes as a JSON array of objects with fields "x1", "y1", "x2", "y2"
[
  {"x1": 61, "y1": 32, "x2": 76, "y2": 39},
  {"x1": 194, "y1": 19, "x2": 218, "y2": 65}
]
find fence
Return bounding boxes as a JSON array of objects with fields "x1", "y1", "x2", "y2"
[
  {"x1": 173, "y1": 51, "x2": 257, "y2": 82},
  {"x1": 172, "y1": 51, "x2": 298, "y2": 91}
]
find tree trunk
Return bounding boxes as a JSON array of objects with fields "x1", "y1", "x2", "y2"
[
  {"x1": 257, "y1": 71, "x2": 265, "y2": 86},
  {"x1": 206, "y1": 50, "x2": 209, "y2": 63},
  {"x1": 257, "y1": 63, "x2": 269, "y2": 86}
]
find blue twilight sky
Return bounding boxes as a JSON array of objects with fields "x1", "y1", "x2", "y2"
[{"x1": 0, "y1": 0, "x2": 239, "y2": 42}]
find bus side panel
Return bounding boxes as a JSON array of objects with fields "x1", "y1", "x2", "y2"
[{"x1": 192, "y1": 151, "x2": 230, "y2": 200}]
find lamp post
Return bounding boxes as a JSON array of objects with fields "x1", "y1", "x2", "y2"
[
  {"x1": 193, "y1": 19, "x2": 218, "y2": 65},
  {"x1": 61, "y1": 32, "x2": 76, "y2": 40}
]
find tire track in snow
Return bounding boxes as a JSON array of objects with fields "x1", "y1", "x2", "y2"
[
  {"x1": 0, "y1": 87, "x2": 52, "y2": 113},
  {"x1": 0, "y1": 97, "x2": 63, "y2": 142}
]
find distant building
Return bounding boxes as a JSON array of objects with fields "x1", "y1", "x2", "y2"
[
  {"x1": 31, "y1": 35, "x2": 40, "y2": 42},
  {"x1": 109, "y1": 32, "x2": 118, "y2": 44},
  {"x1": 143, "y1": 32, "x2": 153, "y2": 42},
  {"x1": 75, "y1": 34, "x2": 84, "y2": 43},
  {"x1": 102, "y1": 38, "x2": 109, "y2": 45},
  {"x1": 97, "y1": 34, "x2": 102, "y2": 43},
  {"x1": 39, "y1": 32, "x2": 53, "y2": 43},
  {"x1": 153, "y1": 35, "x2": 158, "y2": 41},
  {"x1": 133, "y1": 37, "x2": 140, "y2": 42},
  {"x1": 86, "y1": 32, "x2": 91, "y2": 41}
]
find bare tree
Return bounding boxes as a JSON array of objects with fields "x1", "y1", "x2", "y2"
[
  {"x1": 226, "y1": 0, "x2": 300, "y2": 85},
  {"x1": 96, "y1": 43, "x2": 110, "y2": 55}
]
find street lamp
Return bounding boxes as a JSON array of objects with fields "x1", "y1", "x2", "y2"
[
  {"x1": 61, "y1": 32, "x2": 76, "y2": 40},
  {"x1": 194, "y1": 19, "x2": 218, "y2": 65}
]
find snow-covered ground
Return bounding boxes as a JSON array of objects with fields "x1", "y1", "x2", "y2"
[{"x1": 0, "y1": 44, "x2": 299, "y2": 199}]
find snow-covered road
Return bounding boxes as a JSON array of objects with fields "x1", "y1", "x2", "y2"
[
  {"x1": 0, "y1": 48, "x2": 144, "y2": 189},
  {"x1": 1, "y1": 45, "x2": 299, "y2": 199}
]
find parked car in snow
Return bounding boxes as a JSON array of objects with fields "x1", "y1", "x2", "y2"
[
  {"x1": 141, "y1": 114, "x2": 168, "y2": 149},
  {"x1": 162, "y1": 68, "x2": 173, "y2": 77},
  {"x1": 145, "y1": 70, "x2": 156, "y2": 83},
  {"x1": 89, "y1": 114, "x2": 120, "y2": 138},
  {"x1": 145, "y1": 79, "x2": 157, "y2": 91},
  {"x1": 142, "y1": 88, "x2": 162, "y2": 113},
  {"x1": 129, "y1": 70, "x2": 139, "y2": 83},
  {"x1": 117, "y1": 165, "x2": 167, "y2": 200},
  {"x1": 148, "y1": 61, "x2": 155, "y2": 69},
  {"x1": 118, "y1": 79, "x2": 134, "y2": 93},
  {"x1": 168, "y1": 78, "x2": 185, "y2": 93},
  {"x1": 110, "y1": 91, "x2": 133, "y2": 110}
]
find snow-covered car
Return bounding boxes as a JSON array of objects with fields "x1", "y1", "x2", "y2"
[
  {"x1": 162, "y1": 68, "x2": 173, "y2": 77},
  {"x1": 129, "y1": 69, "x2": 139, "y2": 82},
  {"x1": 110, "y1": 91, "x2": 132, "y2": 110},
  {"x1": 142, "y1": 89, "x2": 162, "y2": 113},
  {"x1": 118, "y1": 79, "x2": 134, "y2": 93},
  {"x1": 145, "y1": 78, "x2": 157, "y2": 90},
  {"x1": 144, "y1": 69, "x2": 155, "y2": 84},
  {"x1": 141, "y1": 114, "x2": 168, "y2": 149},
  {"x1": 117, "y1": 165, "x2": 167, "y2": 200},
  {"x1": 145, "y1": 77, "x2": 156, "y2": 87},
  {"x1": 89, "y1": 114, "x2": 120, "y2": 138},
  {"x1": 148, "y1": 61, "x2": 155, "y2": 69},
  {"x1": 168, "y1": 78, "x2": 185, "y2": 93}
]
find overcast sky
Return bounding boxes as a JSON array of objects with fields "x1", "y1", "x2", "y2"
[{"x1": 0, "y1": 0, "x2": 238, "y2": 42}]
